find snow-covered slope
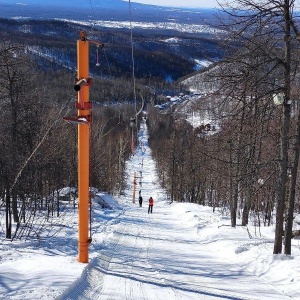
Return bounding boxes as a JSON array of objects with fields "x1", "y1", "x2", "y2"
[{"x1": 0, "y1": 120, "x2": 299, "y2": 299}]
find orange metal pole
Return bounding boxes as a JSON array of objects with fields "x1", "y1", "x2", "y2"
[{"x1": 77, "y1": 31, "x2": 90, "y2": 263}]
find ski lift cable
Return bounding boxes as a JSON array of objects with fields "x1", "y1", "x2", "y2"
[
  {"x1": 88, "y1": 0, "x2": 103, "y2": 69},
  {"x1": 128, "y1": 0, "x2": 138, "y2": 113},
  {"x1": 136, "y1": 92, "x2": 145, "y2": 117},
  {"x1": 88, "y1": 0, "x2": 114, "y2": 78},
  {"x1": 96, "y1": 45, "x2": 100, "y2": 66},
  {"x1": 87, "y1": 0, "x2": 103, "y2": 68},
  {"x1": 86, "y1": 0, "x2": 115, "y2": 238},
  {"x1": 89, "y1": 111, "x2": 93, "y2": 241},
  {"x1": 88, "y1": 0, "x2": 97, "y2": 32},
  {"x1": 128, "y1": 3, "x2": 144, "y2": 119},
  {"x1": 78, "y1": 0, "x2": 98, "y2": 241},
  {"x1": 128, "y1": 0, "x2": 144, "y2": 155}
]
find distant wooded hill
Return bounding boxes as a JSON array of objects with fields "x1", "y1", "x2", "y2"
[{"x1": 0, "y1": 18, "x2": 224, "y2": 81}]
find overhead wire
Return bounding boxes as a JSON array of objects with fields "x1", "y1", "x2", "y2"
[
  {"x1": 85, "y1": 0, "x2": 117, "y2": 239},
  {"x1": 89, "y1": 0, "x2": 113, "y2": 78},
  {"x1": 128, "y1": 0, "x2": 140, "y2": 155},
  {"x1": 88, "y1": 0, "x2": 97, "y2": 32},
  {"x1": 128, "y1": 0, "x2": 138, "y2": 112},
  {"x1": 128, "y1": 0, "x2": 145, "y2": 196},
  {"x1": 87, "y1": 0, "x2": 98, "y2": 241}
]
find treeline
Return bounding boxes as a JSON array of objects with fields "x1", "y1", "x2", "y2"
[
  {"x1": 148, "y1": 0, "x2": 300, "y2": 256},
  {"x1": 0, "y1": 51, "x2": 130, "y2": 237}
]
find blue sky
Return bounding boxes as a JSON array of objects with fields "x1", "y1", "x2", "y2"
[{"x1": 127, "y1": 0, "x2": 219, "y2": 8}]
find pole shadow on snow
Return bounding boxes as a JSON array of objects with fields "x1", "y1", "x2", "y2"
[{"x1": 90, "y1": 258, "x2": 247, "y2": 300}]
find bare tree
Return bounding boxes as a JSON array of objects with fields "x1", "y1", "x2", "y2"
[{"x1": 216, "y1": 0, "x2": 300, "y2": 254}]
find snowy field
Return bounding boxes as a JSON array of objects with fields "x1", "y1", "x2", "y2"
[
  {"x1": 57, "y1": 19, "x2": 225, "y2": 35},
  {"x1": 0, "y1": 121, "x2": 300, "y2": 299}
]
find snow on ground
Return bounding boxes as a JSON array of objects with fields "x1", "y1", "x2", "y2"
[
  {"x1": 161, "y1": 37, "x2": 181, "y2": 43},
  {"x1": 194, "y1": 59, "x2": 212, "y2": 70},
  {"x1": 1, "y1": 120, "x2": 300, "y2": 299}
]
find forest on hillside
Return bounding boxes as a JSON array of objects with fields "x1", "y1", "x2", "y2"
[
  {"x1": 147, "y1": 0, "x2": 300, "y2": 256},
  {"x1": 0, "y1": 18, "x2": 223, "y2": 80},
  {"x1": 0, "y1": 47, "x2": 132, "y2": 238}
]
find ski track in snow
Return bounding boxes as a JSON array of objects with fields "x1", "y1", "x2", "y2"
[{"x1": 57, "y1": 121, "x2": 292, "y2": 300}]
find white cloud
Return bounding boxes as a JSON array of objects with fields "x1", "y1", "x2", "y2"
[{"x1": 125, "y1": 0, "x2": 219, "y2": 8}]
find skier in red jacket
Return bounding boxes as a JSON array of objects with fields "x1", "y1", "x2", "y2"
[{"x1": 148, "y1": 197, "x2": 154, "y2": 214}]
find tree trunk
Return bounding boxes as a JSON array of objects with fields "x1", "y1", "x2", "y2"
[
  {"x1": 242, "y1": 198, "x2": 250, "y2": 226},
  {"x1": 56, "y1": 190, "x2": 60, "y2": 217},
  {"x1": 229, "y1": 140, "x2": 235, "y2": 227},
  {"x1": 12, "y1": 192, "x2": 19, "y2": 223},
  {"x1": 284, "y1": 101, "x2": 300, "y2": 254},
  {"x1": 231, "y1": 184, "x2": 238, "y2": 227},
  {"x1": 5, "y1": 188, "x2": 12, "y2": 239},
  {"x1": 274, "y1": 0, "x2": 292, "y2": 254}
]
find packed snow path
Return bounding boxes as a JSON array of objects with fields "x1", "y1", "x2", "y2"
[{"x1": 58, "y1": 121, "x2": 292, "y2": 300}]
